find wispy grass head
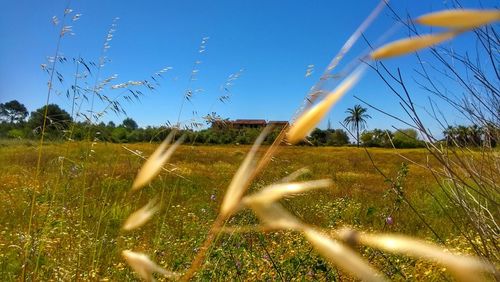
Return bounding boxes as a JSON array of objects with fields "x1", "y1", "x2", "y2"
[
  {"x1": 122, "y1": 250, "x2": 179, "y2": 281},
  {"x1": 122, "y1": 198, "x2": 161, "y2": 231},
  {"x1": 415, "y1": 9, "x2": 500, "y2": 29},
  {"x1": 132, "y1": 131, "x2": 184, "y2": 191},
  {"x1": 371, "y1": 9, "x2": 500, "y2": 60},
  {"x1": 219, "y1": 126, "x2": 270, "y2": 216},
  {"x1": 287, "y1": 67, "x2": 364, "y2": 144}
]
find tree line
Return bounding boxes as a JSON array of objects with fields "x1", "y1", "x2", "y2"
[
  {"x1": 0, "y1": 101, "x2": 281, "y2": 144},
  {"x1": 0, "y1": 100, "x2": 497, "y2": 148}
]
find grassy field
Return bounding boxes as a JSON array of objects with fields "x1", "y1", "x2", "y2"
[{"x1": 0, "y1": 140, "x2": 479, "y2": 280}]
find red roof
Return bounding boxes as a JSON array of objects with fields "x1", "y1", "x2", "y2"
[{"x1": 233, "y1": 119, "x2": 267, "y2": 125}]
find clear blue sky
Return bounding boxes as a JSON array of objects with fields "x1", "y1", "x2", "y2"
[{"x1": 0, "y1": 0, "x2": 498, "y2": 135}]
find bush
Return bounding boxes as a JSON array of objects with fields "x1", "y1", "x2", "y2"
[
  {"x1": 111, "y1": 127, "x2": 128, "y2": 143},
  {"x1": 361, "y1": 129, "x2": 392, "y2": 147},
  {"x1": 309, "y1": 128, "x2": 349, "y2": 146},
  {"x1": 7, "y1": 128, "x2": 25, "y2": 139},
  {"x1": 392, "y1": 129, "x2": 424, "y2": 148}
]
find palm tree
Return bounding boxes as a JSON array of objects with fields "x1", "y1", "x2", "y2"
[{"x1": 343, "y1": 104, "x2": 371, "y2": 147}]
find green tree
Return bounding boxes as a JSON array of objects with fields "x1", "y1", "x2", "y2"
[
  {"x1": 122, "y1": 117, "x2": 138, "y2": 130},
  {"x1": 343, "y1": 104, "x2": 371, "y2": 147},
  {"x1": 28, "y1": 104, "x2": 72, "y2": 136},
  {"x1": 327, "y1": 129, "x2": 349, "y2": 146},
  {"x1": 111, "y1": 127, "x2": 128, "y2": 143},
  {"x1": 361, "y1": 129, "x2": 392, "y2": 147},
  {"x1": 309, "y1": 128, "x2": 328, "y2": 146},
  {"x1": 443, "y1": 126, "x2": 456, "y2": 146},
  {"x1": 0, "y1": 100, "x2": 28, "y2": 123},
  {"x1": 466, "y1": 125, "x2": 482, "y2": 146},
  {"x1": 392, "y1": 129, "x2": 423, "y2": 148}
]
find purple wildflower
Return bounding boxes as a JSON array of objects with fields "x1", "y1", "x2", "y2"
[{"x1": 386, "y1": 216, "x2": 394, "y2": 225}]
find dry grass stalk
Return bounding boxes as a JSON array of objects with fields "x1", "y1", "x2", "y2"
[
  {"x1": 304, "y1": 228, "x2": 386, "y2": 282},
  {"x1": 354, "y1": 232, "x2": 497, "y2": 282},
  {"x1": 122, "y1": 250, "x2": 179, "y2": 282},
  {"x1": 416, "y1": 9, "x2": 500, "y2": 29},
  {"x1": 279, "y1": 167, "x2": 310, "y2": 183},
  {"x1": 122, "y1": 145, "x2": 189, "y2": 181},
  {"x1": 181, "y1": 127, "x2": 272, "y2": 281},
  {"x1": 219, "y1": 126, "x2": 270, "y2": 217},
  {"x1": 243, "y1": 201, "x2": 304, "y2": 231},
  {"x1": 243, "y1": 179, "x2": 332, "y2": 206},
  {"x1": 122, "y1": 198, "x2": 161, "y2": 231},
  {"x1": 371, "y1": 9, "x2": 500, "y2": 60},
  {"x1": 132, "y1": 131, "x2": 184, "y2": 191},
  {"x1": 370, "y1": 31, "x2": 459, "y2": 60},
  {"x1": 287, "y1": 67, "x2": 364, "y2": 144}
]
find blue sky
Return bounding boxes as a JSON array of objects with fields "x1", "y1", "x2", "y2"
[{"x1": 1, "y1": 0, "x2": 498, "y2": 135}]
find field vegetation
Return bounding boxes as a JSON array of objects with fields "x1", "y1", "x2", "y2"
[
  {"x1": 0, "y1": 1, "x2": 498, "y2": 281},
  {"x1": 0, "y1": 141, "x2": 484, "y2": 280}
]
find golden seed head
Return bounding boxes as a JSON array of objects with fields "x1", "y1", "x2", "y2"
[
  {"x1": 416, "y1": 9, "x2": 500, "y2": 29},
  {"x1": 304, "y1": 228, "x2": 385, "y2": 282},
  {"x1": 370, "y1": 31, "x2": 459, "y2": 60},
  {"x1": 220, "y1": 127, "x2": 270, "y2": 216},
  {"x1": 358, "y1": 233, "x2": 496, "y2": 282},
  {"x1": 122, "y1": 199, "x2": 160, "y2": 231},
  {"x1": 122, "y1": 250, "x2": 178, "y2": 281},
  {"x1": 287, "y1": 67, "x2": 363, "y2": 144},
  {"x1": 243, "y1": 179, "x2": 332, "y2": 206},
  {"x1": 132, "y1": 132, "x2": 184, "y2": 191}
]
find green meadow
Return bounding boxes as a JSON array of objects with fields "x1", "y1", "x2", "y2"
[
  {"x1": 0, "y1": 141, "x2": 478, "y2": 280},
  {"x1": 1, "y1": 2, "x2": 499, "y2": 281}
]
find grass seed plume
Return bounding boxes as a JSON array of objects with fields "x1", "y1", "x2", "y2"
[
  {"x1": 122, "y1": 198, "x2": 161, "y2": 231},
  {"x1": 132, "y1": 132, "x2": 184, "y2": 191},
  {"x1": 416, "y1": 9, "x2": 500, "y2": 29}
]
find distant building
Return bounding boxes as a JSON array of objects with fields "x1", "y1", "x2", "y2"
[
  {"x1": 232, "y1": 119, "x2": 267, "y2": 129},
  {"x1": 211, "y1": 119, "x2": 289, "y2": 130}
]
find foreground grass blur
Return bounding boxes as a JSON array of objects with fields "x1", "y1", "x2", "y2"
[{"x1": 0, "y1": 140, "x2": 483, "y2": 280}]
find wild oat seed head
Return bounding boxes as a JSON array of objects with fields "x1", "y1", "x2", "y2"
[
  {"x1": 370, "y1": 31, "x2": 459, "y2": 60},
  {"x1": 122, "y1": 199, "x2": 161, "y2": 231},
  {"x1": 416, "y1": 9, "x2": 500, "y2": 30},
  {"x1": 122, "y1": 250, "x2": 178, "y2": 282},
  {"x1": 244, "y1": 179, "x2": 332, "y2": 206},
  {"x1": 244, "y1": 201, "x2": 303, "y2": 231},
  {"x1": 132, "y1": 131, "x2": 184, "y2": 191},
  {"x1": 304, "y1": 228, "x2": 385, "y2": 282},
  {"x1": 358, "y1": 233, "x2": 496, "y2": 282},
  {"x1": 220, "y1": 127, "x2": 270, "y2": 216},
  {"x1": 287, "y1": 68, "x2": 363, "y2": 144},
  {"x1": 279, "y1": 167, "x2": 310, "y2": 183}
]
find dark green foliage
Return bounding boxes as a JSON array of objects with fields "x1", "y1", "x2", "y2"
[
  {"x1": 443, "y1": 124, "x2": 497, "y2": 147},
  {"x1": 0, "y1": 101, "x2": 495, "y2": 148},
  {"x1": 392, "y1": 129, "x2": 424, "y2": 148},
  {"x1": 360, "y1": 129, "x2": 393, "y2": 147},
  {"x1": 121, "y1": 117, "x2": 138, "y2": 130},
  {"x1": 308, "y1": 128, "x2": 349, "y2": 146},
  {"x1": 0, "y1": 100, "x2": 28, "y2": 123},
  {"x1": 111, "y1": 127, "x2": 128, "y2": 143},
  {"x1": 360, "y1": 128, "x2": 424, "y2": 148},
  {"x1": 309, "y1": 128, "x2": 328, "y2": 146},
  {"x1": 28, "y1": 104, "x2": 72, "y2": 139}
]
